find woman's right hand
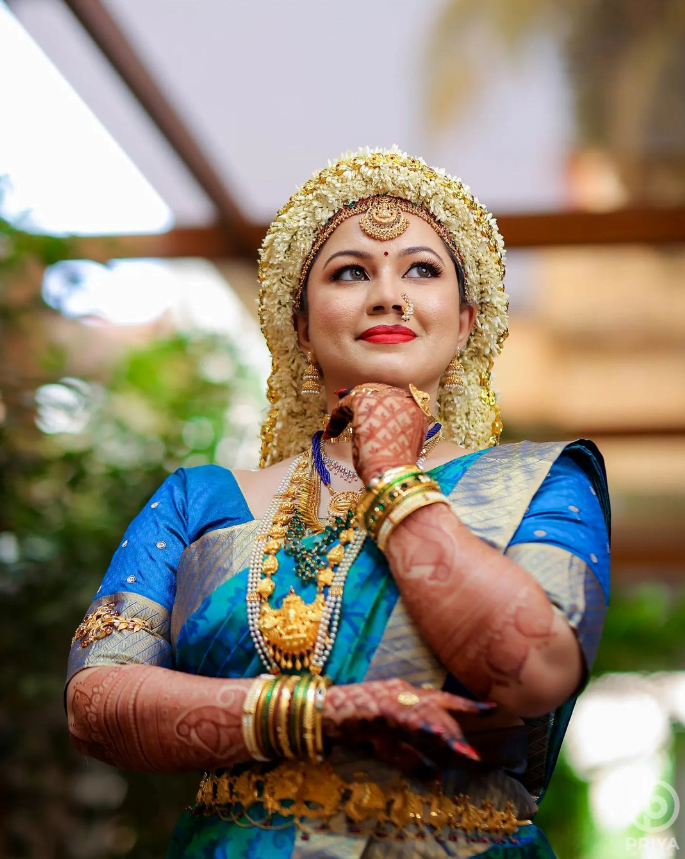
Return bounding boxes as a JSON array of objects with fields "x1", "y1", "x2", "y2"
[{"x1": 322, "y1": 678, "x2": 493, "y2": 775}]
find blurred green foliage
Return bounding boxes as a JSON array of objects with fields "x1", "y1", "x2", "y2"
[
  {"x1": 536, "y1": 586, "x2": 685, "y2": 856},
  {"x1": 0, "y1": 204, "x2": 264, "y2": 858}
]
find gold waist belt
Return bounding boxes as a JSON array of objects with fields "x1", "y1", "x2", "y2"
[{"x1": 193, "y1": 760, "x2": 531, "y2": 843}]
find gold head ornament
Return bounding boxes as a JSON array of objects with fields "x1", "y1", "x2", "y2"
[{"x1": 359, "y1": 196, "x2": 410, "y2": 241}]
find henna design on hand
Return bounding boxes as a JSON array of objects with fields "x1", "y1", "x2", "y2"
[
  {"x1": 66, "y1": 664, "x2": 253, "y2": 772},
  {"x1": 323, "y1": 678, "x2": 491, "y2": 767},
  {"x1": 383, "y1": 504, "x2": 583, "y2": 715},
  {"x1": 328, "y1": 384, "x2": 429, "y2": 484}
]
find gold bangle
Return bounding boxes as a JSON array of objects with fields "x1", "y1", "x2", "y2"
[
  {"x1": 313, "y1": 676, "x2": 330, "y2": 761},
  {"x1": 356, "y1": 465, "x2": 419, "y2": 525},
  {"x1": 376, "y1": 491, "x2": 451, "y2": 552},
  {"x1": 242, "y1": 675, "x2": 274, "y2": 761},
  {"x1": 276, "y1": 675, "x2": 299, "y2": 759},
  {"x1": 363, "y1": 474, "x2": 438, "y2": 533},
  {"x1": 367, "y1": 463, "x2": 418, "y2": 490},
  {"x1": 386, "y1": 489, "x2": 449, "y2": 526},
  {"x1": 366, "y1": 480, "x2": 440, "y2": 540},
  {"x1": 301, "y1": 678, "x2": 318, "y2": 760}
]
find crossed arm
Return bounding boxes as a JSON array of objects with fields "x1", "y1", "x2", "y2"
[
  {"x1": 66, "y1": 665, "x2": 483, "y2": 773},
  {"x1": 338, "y1": 385, "x2": 584, "y2": 719}
]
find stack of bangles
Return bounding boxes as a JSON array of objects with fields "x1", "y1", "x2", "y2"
[
  {"x1": 357, "y1": 464, "x2": 450, "y2": 553},
  {"x1": 242, "y1": 674, "x2": 331, "y2": 762}
]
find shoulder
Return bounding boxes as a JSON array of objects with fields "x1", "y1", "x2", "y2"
[
  {"x1": 155, "y1": 464, "x2": 254, "y2": 532},
  {"x1": 231, "y1": 455, "x2": 301, "y2": 520},
  {"x1": 477, "y1": 438, "x2": 606, "y2": 482},
  {"x1": 459, "y1": 439, "x2": 609, "y2": 525}
]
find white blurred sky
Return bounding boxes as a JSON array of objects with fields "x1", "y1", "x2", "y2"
[{"x1": 0, "y1": 1, "x2": 173, "y2": 234}]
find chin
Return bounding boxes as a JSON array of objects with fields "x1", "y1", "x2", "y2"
[{"x1": 338, "y1": 364, "x2": 438, "y2": 392}]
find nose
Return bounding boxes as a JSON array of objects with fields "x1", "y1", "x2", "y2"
[{"x1": 366, "y1": 268, "x2": 404, "y2": 316}]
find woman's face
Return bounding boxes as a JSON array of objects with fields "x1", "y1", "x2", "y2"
[{"x1": 295, "y1": 213, "x2": 476, "y2": 408}]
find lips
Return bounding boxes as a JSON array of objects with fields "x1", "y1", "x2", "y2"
[{"x1": 359, "y1": 325, "x2": 416, "y2": 344}]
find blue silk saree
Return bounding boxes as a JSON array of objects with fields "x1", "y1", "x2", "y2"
[{"x1": 67, "y1": 440, "x2": 610, "y2": 858}]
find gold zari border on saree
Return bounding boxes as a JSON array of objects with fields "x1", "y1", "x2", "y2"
[{"x1": 193, "y1": 761, "x2": 531, "y2": 844}]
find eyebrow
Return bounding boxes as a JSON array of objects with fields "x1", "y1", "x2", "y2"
[
  {"x1": 399, "y1": 245, "x2": 446, "y2": 265},
  {"x1": 323, "y1": 249, "x2": 372, "y2": 268},
  {"x1": 323, "y1": 245, "x2": 445, "y2": 269}
]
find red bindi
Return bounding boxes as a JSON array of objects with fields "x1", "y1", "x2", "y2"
[{"x1": 384, "y1": 251, "x2": 389, "y2": 256}]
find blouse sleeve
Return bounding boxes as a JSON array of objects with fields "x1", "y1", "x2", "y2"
[
  {"x1": 505, "y1": 448, "x2": 610, "y2": 672},
  {"x1": 66, "y1": 469, "x2": 189, "y2": 686}
]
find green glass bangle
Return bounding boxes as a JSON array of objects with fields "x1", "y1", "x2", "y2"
[
  {"x1": 290, "y1": 675, "x2": 312, "y2": 758},
  {"x1": 364, "y1": 472, "x2": 428, "y2": 529},
  {"x1": 259, "y1": 679, "x2": 278, "y2": 759},
  {"x1": 366, "y1": 477, "x2": 439, "y2": 533},
  {"x1": 358, "y1": 468, "x2": 421, "y2": 524}
]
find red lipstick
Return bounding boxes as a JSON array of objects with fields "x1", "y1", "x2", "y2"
[{"x1": 359, "y1": 325, "x2": 416, "y2": 344}]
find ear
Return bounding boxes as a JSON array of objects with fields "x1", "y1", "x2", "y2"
[
  {"x1": 458, "y1": 302, "x2": 478, "y2": 347},
  {"x1": 294, "y1": 311, "x2": 313, "y2": 356}
]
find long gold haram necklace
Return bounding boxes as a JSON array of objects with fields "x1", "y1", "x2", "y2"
[{"x1": 246, "y1": 453, "x2": 366, "y2": 674}]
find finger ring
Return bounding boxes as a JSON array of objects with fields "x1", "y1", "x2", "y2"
[
  {"x1": 420, "y1": 683, "x2": 436, "y2": 691},
  {"x1": 409, "y1": 383, "x2": 435, "y2": 420},
  {"x1": 397, "y1": 691, "x2": 420, "y2": 707}
]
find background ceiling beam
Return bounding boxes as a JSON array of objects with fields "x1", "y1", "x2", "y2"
[
  {"x1": 69, "y1": 205, "x2": 685, "y2": 262},
  {"x1": 61, "y1": 0, "x2": 253, "y2": 253},
  {"x1": 497, "y1": 206, "x2": 685, "y2": 247}
]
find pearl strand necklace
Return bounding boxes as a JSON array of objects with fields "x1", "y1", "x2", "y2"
[
  {"x1": 310, "y1": 529, "x2": 365, "y2": 671},
  {"x1": 246, "y1": 454, "x2": 365, "y2": 675}
]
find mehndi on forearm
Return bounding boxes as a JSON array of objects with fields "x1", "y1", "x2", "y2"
[
  {"x1": 384, "y1": 503, "x2": 582, "y2": 717},
  {"x1": 66, "y1": 664, "x2": 254, "y2": 772}
]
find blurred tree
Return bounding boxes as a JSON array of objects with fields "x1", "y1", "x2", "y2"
[
  {"x1": 535, "y1": 583, "x2": 685, "y2": 856},
  {"x1": 0, "y1": 194, "x2": 264, "y2": 858},
  {"x1": 424, "y1": 0, "x2": 685, "y2": 204}
]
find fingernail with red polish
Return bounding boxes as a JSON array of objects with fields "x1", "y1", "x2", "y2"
[
  {"x1": 336, "y1": 388, "x2": 351, "y2": 398},
  {"x1": 451, "y1": 740, "x2": 481, "y2": 761}
]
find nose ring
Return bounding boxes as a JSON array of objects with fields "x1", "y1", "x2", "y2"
[{"x1": 400, "y1": 293, "x2": 414, "y2": 322}]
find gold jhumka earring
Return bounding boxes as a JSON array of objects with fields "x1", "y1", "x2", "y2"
[
  {"x1": 300, "y1": 352, "x2": 322, "y2": 396},
  {"x1": 443, "y1": 348, "x2": 465, "y2": 394}
]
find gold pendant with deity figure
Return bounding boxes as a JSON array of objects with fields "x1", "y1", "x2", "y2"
[
  {"x1": 326, "y1": 489, "x2": 363, "y2": 519},
  {"x1": 259, "y1": 588, "x2": 325, "y2": 671}
]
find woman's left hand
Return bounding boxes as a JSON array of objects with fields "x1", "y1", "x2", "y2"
[{"x1": 325, "y1": 383, "x2": 430, "y2": 484}]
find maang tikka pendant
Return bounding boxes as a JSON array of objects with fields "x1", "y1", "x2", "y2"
[{"x1": 359, "y1": 197, "x2": 410, "y2": 241}]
